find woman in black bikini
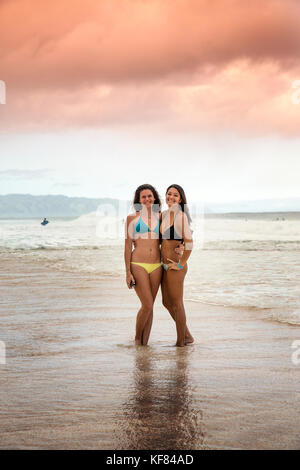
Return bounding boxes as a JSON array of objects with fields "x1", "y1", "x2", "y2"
[{"x1": 160, "y1": 184, "x2": 194, "y2": 347}]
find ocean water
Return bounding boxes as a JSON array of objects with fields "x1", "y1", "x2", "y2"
[{"x1": 1, "y1": 212, "x2": 300, "y2": 326}]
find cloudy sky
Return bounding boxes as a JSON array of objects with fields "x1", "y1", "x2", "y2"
[{"x1": 0, "y1": 0, "x2": 300, "y2": 205}]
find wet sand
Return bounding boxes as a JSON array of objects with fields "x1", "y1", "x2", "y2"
[{"x1": 1, "y1": 256, "x2": 300, "y2": 449}]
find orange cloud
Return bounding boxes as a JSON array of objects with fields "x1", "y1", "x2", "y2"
[{"x1": 0, "y1": 0, "x2": 300, "y2": 134}]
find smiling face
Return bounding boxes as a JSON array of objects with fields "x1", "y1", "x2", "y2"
[
  {"x1": 139, "y1": 189, "x2": 155, "y2": 208},
  {"x1": 166, "y1": 187, "x2": 181, "y2": 208}
]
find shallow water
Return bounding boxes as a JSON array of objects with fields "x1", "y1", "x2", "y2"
[
  {"x1": 1, "y1": 211, "x2": 300, "y2": 323},
  {"x1": 1, "y1": 256, "x2": 300, "y2": 449}
]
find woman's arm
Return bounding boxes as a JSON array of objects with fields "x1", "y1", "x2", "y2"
[
  {"x1": 124, "y1": 215, "x2": 136, "y2": 288},
  {"x1": 179, "y1": 212, "x2": 193, "y2": 265},
  {"x1": 167, "y1": 212, "x2": 193, "y2": 270}
]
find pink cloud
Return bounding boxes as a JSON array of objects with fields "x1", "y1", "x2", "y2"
[{"x1": 0, "y1": 0, "x2": 300, "y2": 135}]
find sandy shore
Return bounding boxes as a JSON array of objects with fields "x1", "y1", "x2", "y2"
[{"x1": 1, "y1": 255, "x2": 300, "y2": 449}]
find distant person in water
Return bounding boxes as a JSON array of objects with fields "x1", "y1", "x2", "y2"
[{"x1": 41, "y1": 218, "x2": 49, "y2": 226}]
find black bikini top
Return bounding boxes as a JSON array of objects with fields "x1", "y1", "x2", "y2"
[
  {"x1": 161, "y1": 224, "x2": 183, "y2": 242},
  {"x1": 160, "y1": 214, "x2": 184, "y2": 242}
]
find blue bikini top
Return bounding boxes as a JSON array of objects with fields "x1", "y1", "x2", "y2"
[{"x1": 134, "y1": 215, "x2": 160, "y2": 235}]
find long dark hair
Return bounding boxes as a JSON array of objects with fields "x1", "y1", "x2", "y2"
[
  {"x1": 166, "y1": 184, "x2": 192, "y2": 224},
  {"x1": 133, "y1": 184, "x2": 161, "y2": 212}
]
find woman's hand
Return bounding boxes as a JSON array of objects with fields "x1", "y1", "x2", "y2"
[
  {"x1": 126, "y1": 271, "x2": 136, "y2": 289},
  {"x1": 174, "y1": 244, "x2": 184, "y2": 257},
  {"x1": 166, "y1": 258, "x2": 183, "y2": 271}
]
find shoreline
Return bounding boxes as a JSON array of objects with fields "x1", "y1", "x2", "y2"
[{"x1": 1, "y1": 256, "x2": 300, "y2": 449}]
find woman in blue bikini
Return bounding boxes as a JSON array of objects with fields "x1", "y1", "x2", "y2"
[{"x1": 124, "y1": 184, "x2": 162, "y2": 345}]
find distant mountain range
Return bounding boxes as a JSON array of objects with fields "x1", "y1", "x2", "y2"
[
  {"x1": 0, "y1": 194, "x2": 129, "y2": 218},
  {"x1": 0, "y1": 194, "x2": 299, "y2": 218},
  {"x1": 204, "y1": 198, "x2": 300, "y2": 214}
]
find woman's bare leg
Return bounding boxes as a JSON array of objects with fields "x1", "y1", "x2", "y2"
[
  {"x1": 161, "y1": 269, "x2": 194, "y2": 344},
  {"x1": 162, "y1": 266, "x2": 191, "y2": 346},
  {"x1": 131, "y1": 264, "x2": 160, "y2": 345},
  {"x1": 141, "y1": 266, "x2": 162, "y2": 345},
  {"x1": 142, "y1": 312, "x2": 153, "y2": 346}
]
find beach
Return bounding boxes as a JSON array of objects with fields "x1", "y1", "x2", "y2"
[
  {"x1": 2, "y1": 0, "x2": 300, "y2": 451},
  {"x1": 1, "y1": 253, "x2": 300, "y2": 450}
]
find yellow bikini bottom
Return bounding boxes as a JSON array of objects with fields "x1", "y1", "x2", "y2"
[{"x1": 131, "y1": 261, "x2": 162, "y2": 275}]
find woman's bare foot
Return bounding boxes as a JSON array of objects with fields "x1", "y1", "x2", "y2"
[
  {"x1": 176, "y1": 341, "x2": 185, "y2": 347},
  {"x1": 185, "y1": 334, "x2": 194, "y2": 345},
  {"x1": 135, "y1": 339, "x2": 142, "y2": 346}
]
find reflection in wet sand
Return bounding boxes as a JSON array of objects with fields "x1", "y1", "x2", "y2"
[{"x1": 115, "y1": 346, "x2": 204, "y2": 449}]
